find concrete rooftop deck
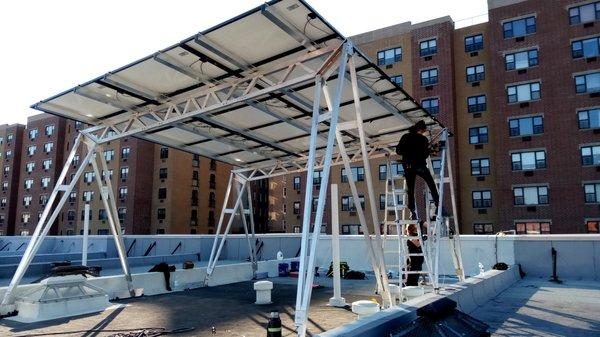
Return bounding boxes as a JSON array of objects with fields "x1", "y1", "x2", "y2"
[
  {"x1": 472, "y1": 277, "x2": 600, "y2": 336},
  {"x1": 1, "y1": 275, "x2": 599, "y2": 336}
]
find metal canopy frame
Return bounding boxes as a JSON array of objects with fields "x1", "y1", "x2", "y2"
[{"x1": 4, "y1": 0, "x2": 450, "y2": 335}]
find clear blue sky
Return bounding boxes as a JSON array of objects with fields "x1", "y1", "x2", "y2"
[{"x1": 0, "y1": 0, "x2": 487, "y2": 125}]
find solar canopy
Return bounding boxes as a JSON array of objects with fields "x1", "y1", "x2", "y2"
[{"x1": 32, "y1": 0, "x2": 443, "y2": 169}]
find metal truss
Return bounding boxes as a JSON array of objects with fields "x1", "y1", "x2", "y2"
[
  {"x1": 0, "y1": 133, "x2": 135, "y2": 314},
  {"x1": 80, "y1": 43, "x2": 342, "y2": 145}
]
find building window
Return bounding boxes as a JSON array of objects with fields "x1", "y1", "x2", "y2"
[
  {"x1": 158, "y1": 188, "x2": 167, "y2": 199},
  {"x1": 584, "y1": 183, "x2": 600, "y2": 203},
  {"x1": 84, "y1": 171, "x2": 94, "y2": 183},
  {"x1": 210, "y1": 159, "x2": 217, "y2": 170},
  {"x1": 587, "y1": 220, "x2": 599, "y2": 233},
  {"x1": 99, "y1": 209, "x2": 107, "y2": 220},
  {"x1": 516, "y1": 221, "x2": 550, "y2": 234},
  {"x1": 380, "y1": 193, "x2": 402, "y2": 210},
  {"x1": 103, "y1": 150, "x2": 115, "y2": 162},
  {"x1": 293, "y1": 201, "x2": 300, "y2": 214},
  {"x1": 192, "y1": 154, "x2": 199, "y2": 167},
  {"x1": 505, "y1": 49, "x2": 538, "y2": 70},
  {"x1": 472, "y1": 190, "x2": 492, "y2": 208},
  {"x1": 6, "y1": 150, "x2": 12, "y2": 159},
  {"x1": 42, "y1": 159, "x2": 52, "y2": 170},
  {"x1": 378, "y1": 165, "x2": 387, "y2": 180},
  {"x1": 575, "y1": 72, "x2": 600, "y2": 93},
  {"x1": 473, "y1": 223, "x2": 493, "y2": 234},
  {"x1": 80, "y1": 210, "x2": 92, "y2": 221},
  {"x1": 41, "y1": 177, "x2": 50, "y2": 188},
  {"x1": 341, "y1": 167, "x2": 365, "y2": 182},
  {"x1": 467, "y1": 95, "x2": 486, "y2": 113},
  {"x1": 27, "y1": 145, "x2": 36, "y2": 156},
  {"x1": 83, "y1": 191, "x2": 94, "y2": 202},
  {"x1": 390, "y1": 75, "x2": 403, "y2": 87},
  {"x1": 469, "y1": 126, "x2": 488, "y2": 144},
  {"x1": 67, "y1": 210, "x2": 75, "y2": 221},
  {"x1": 118, "y1": 167, "x2": 128, "y2": 180},
  {"x1": 191, "y1": 190, "x2": 198, "y2": 206},
  {"x1": 431, "y1": 158, "x2": 441, "y2": 175},
  {"x1": 511, "y1": 150, "x2": 546, "y2": 171},
  {"x1": 293, "y1": 176, "x2": 301, "y2": 190},
  {"x1": 119, "y1": 187, "x2": 128, "y2": 200},
  {"x1": 465, "y1": 34, "x2": 483, "y2": 52},
  {"x1": 68, "y1": 192, "x2": 76, "y2": 202},
  {"x1": 6, "y1": 134, "x2": 13, "y2": 142},
  {"x1": 45, "y1": 125, "x2": 55, "y2": 136},
  {"x1": 513, "y1": 186, "x2": 548, "y2": 205},
  {"x1": 419, "y1": 38, "x2": 437, "y2": 57},
  {"x1": 578, "y1": 108, "x2": 600, "y2": 129},
  {"x1": 466, "y1": 64, "x2": 485, "y2": 82},
  {"x1": 24, "y1": 179, "x2": 33, "y2": 189},
  {"x1": 581, "y1": 145, "x2": 600, "y2": 165},
  {"x1": 23, "y1": 196, "x2": 32, "y2": 206},
  {"x1": 160, "y1": 147, "x2": 169, "y2": 159},
  {"x1": 22, "y1": 213, "x2": 31, "y2": 224},
  {"x1": 509, "y1": 116, "x2": 543, "y2": 137},
  {"x1": 341, "y1": 195, "x2": 365, "y2": 211},
  {"x1": 209, "y1": 192, "x2": 216, "y2": 208},
  {"x1": 210, "y1": 174, "x2": 216, "y2": 189},
  {"x1": 97, "y1": 229, "x2": 109, "y2": 235},
  {"x1": 2, "y1": 182, "x2": 7, "y2": 191},
  {"x1": 0, "y1": 216, "x2": 4, "y2": 226},
  {"x1": 118, "y1": 208, "x2": 127, "y2": 223},
  {"x1": 421, "y1": 98, "x2": 439, "y2": 115},
  {"x1": 503, "y1": 16, "x2": 536, "y2": 38},
  {"x1": 377, "y1": 47, "x2": 402, "y2": 65},
  {"x1": 157, "y1": 208, "x2": 166, "y2": 220},
  {"x1": 470, "y1": 158, "x2": 490, "y2": 176},
  {"x1": 29, "y1": 129, "x2": 38, "y2": 140},
  {"x1": 420, "y1": 68, "x2": 438, "y2": 86},
  {"x1": 159, "y1": 168, "x2": 167, "y2": 179},
  {"x1": 507, "y1": 82, "x2": 540, "y2": 103},
  {"x1": 26, "y1": 162, "x2": 35, "y2": 173},
  {"x1": 0, "y1": 198, "x2": 6, "y2": 207},
  {"x1": 73, "y1": 155, "x2": 80, "y2": 166},
  {"x1": 313, "y1": 170, "x2": 323, "y2": 185},
  {"x1": 572, "y1": 36, "x2": 600, "y2": 59},
  {"x1": 121, "y1": 147, "x2": 131, "y2": 159},
  {"x1": 569, "y1": 1, "x2": 600, "y2": 25}
]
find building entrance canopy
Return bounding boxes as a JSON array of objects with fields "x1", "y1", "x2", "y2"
[{"x1": 32, "y1": 0, "x2": 442, "y2": 172}]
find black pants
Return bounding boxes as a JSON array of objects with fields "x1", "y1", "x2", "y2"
[
  {"x1": 402, "y1": 163, "x2": 439, "y2": 213},
  {"x1": 406, "y1": 257, "x2": 424, "y2": 286}
]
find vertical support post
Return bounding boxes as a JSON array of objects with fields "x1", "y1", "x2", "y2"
[
  {"x1": 206, "y1": 172, "x2": 234, "y2": 273},
  {"x1": 1, "y1": 134, "x2": 90, "y2": 312},
  {"x1": 89, "y1": 141, "x2": 135, "y2": 296},
  {"x1": 328, "y1": 184, "x2": 346, "y2": 307},
  {"x1": 238, "y1": 182, "x2": 257, "y2": 276},
  {"x1": 82, "y1": 203, "x2": 90, "y2": 266},
  {"x1": 246, "y1": 183, "x2": 258, "y2": 269},
  {"x1": 295, "y1": 43, "x2": 349, "y2": 337}
]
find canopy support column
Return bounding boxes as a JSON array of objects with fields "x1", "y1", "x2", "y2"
[{"x1": 294, "y1": 42, "x2": 349, "y2": 337}]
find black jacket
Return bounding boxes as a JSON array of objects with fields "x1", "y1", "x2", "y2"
[{"x1": 396, "y1": 132, "x2": 431, "y2": 166}]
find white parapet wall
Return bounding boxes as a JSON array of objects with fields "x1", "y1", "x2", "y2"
[{"x1": 1, "y1": 234, "x2": 599, "y2": 281}]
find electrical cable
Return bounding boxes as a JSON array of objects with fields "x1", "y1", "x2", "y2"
[{"x1": 14, "y1": 326, "x2": 195, "y2": 337}]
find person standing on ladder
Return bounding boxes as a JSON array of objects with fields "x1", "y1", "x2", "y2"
[
  {"x1": 396, "y1": 120, "x2": 441, "y2": 220},
  {"x1": 405, "y1": 222, "x2": 426, "y2": 286}
]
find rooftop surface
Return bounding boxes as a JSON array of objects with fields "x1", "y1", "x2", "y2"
[{"x1": 1, "y1": 276, "x2": 599, "y2": 336}]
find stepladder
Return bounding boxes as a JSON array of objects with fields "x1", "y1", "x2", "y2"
[{"x1": 382, "y1": 157, "x2": 434, "y2": 298}]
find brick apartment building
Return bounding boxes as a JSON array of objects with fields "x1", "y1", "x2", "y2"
[
  {"x1": 0, "y1": 124, "x2": 25, "y2": 236},
  {"x1": 268, "y1": 0, "x2": 600, "y2": 235},
  {"x1": 1, "y1": 113, "x2": 236, "y2": 236}
]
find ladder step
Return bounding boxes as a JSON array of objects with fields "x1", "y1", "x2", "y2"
[
  {"x1": 337, "y1": 121, "x2": 358, "y2": 131},
  {"x1": 57, "y1": 185, "x2": 70, "y2": 192},
  {"x1": 224, "y1": 209, "x2": 235, "y2": 214},
  {"x1": 391, "y1": 175, "x2": 404, "y2": 180}
]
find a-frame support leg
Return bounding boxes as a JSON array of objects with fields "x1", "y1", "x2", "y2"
[
  {"x1": 205, "y1": 172, "x2": 248, "y2": 285},
  {"x1": 295, "y1": 43, "x2": 349, "y2": 337},
  {"x1": 88, "y1": 139, "x2": 135, "y2": 295}
]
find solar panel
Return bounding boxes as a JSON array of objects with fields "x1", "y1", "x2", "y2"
[{"x1": 32, "y1": 0, "x2": 443, "y2": 168}]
